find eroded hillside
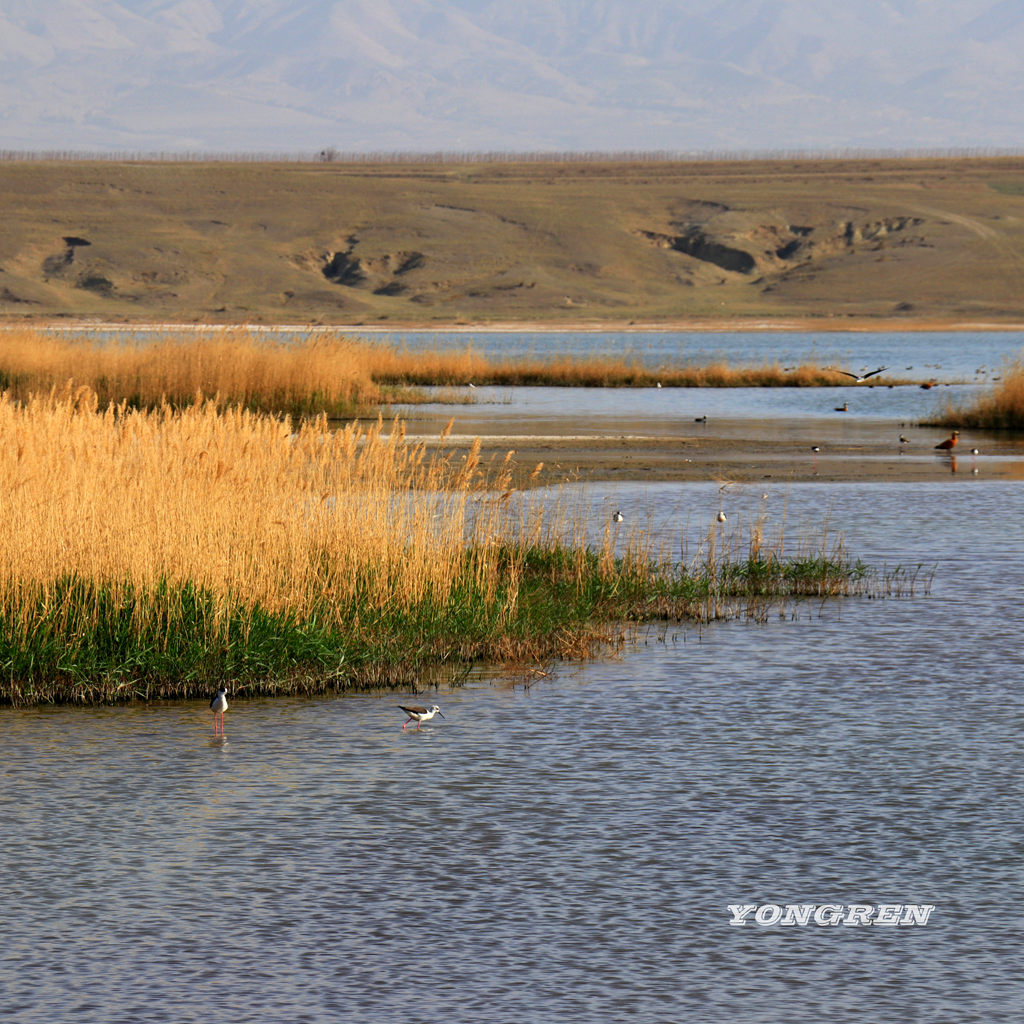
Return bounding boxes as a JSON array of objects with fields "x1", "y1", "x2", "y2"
[{"x1": 2, "y1": 157, "x2": 1024, "y2": 325}]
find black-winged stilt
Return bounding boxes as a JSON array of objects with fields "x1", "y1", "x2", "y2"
[
  {"x1": 399, "y1": 704, "x2": 445, "y2": 731},
  {"x1": 210, "y1": 687, "x2": 228, "y2": 735}
]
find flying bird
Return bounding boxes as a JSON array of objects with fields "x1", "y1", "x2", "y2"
[
  {"x1": 827, "y1": 366, "x2": 887, "y2": 383},
  {"x1": 398, "y1": 704, "x2": 445, "y2": 731}
]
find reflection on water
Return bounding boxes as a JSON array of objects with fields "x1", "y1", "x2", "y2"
[{"x1": 2, "y1": 482, "x2": 1024, "y2": 1022}]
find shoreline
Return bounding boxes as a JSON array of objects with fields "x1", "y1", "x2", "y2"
[
  {"x1": 435, "y1": 431, "x2": 1024, "y2": 486},
  {"x1": 5, "y1": 316, "x2": 1024, "y2": 333}
]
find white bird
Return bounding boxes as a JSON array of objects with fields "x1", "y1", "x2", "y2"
[
  {"x1": 399, "y1": 704, "x2": 445, "y2": 731},
  {"x1": 612, "y1": 510, "x2": 624, "y2": 523},
  {"x1": 210, "y1": 687, "x2": 228, "y2": 735},
  {"x1": 716, "y1": 510, "x2": 727, "y2": 523},
  {"x1": 827, "y1": 366, "x2": 887, "y2": 383}
]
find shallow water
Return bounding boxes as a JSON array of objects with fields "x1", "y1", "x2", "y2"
[
  {"x1": 394, "y1": 380, "x2": 975, "y2": 433},
  {"x1": 3, "y1": 480, "x2": 1024, "y2": 1022},
  {"x1": 364, "y1": 327, "x2": 1023, "y2": 383}
]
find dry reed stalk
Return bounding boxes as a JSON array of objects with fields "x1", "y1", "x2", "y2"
[
  {"x1": 0, "y1": 330, "x2": 884, "y2": 413},
  {"x1": 0, "y1": 328, "x2": 384, "y2": 411},
  {"x1": 0, "y1": 386, "x2": 518, "y2": 637},
  {"x1": 932, "y1": 358, "x2": 1024, "y2": 430}
]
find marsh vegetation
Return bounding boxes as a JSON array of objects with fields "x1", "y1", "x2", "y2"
[
  {"x1": 0, "y1": 384, "x2": 919, "y2": 706},
  {"x1": 0, "y1": 328, "x2": 893, "y2": 422},
  {"x1": 929, "y1": 359, "x2": 1024, "y2": 431}
]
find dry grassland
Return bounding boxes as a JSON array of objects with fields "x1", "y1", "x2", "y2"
[{"x1": 2, "y1": 156, "x2": 1024, "y2": 327}]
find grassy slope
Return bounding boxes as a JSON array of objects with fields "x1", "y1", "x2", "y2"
[{"x1": 2, "y1": 156, "x2": 1024, "y2": 326}]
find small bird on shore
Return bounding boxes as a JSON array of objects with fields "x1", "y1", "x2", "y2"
[
  {"x1": 210, "y1": 687, "x2": 228, "y2": 735},
  {"x1": 935, "y1": 430, "x2": 960, "y2": 452},
  {"x1": 694, "y1": 415, "x2": 707, "y2": 423},
  {"x1": 899, "y1": 434, "x2": 910, "y2": 444},
  {"x1": 827, "y1": 366, "x2": 886, "y2": 383},
  {"x1": 399, "y1": 704, "x2": 445, "y2": 731}
]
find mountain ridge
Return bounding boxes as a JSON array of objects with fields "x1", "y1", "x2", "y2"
[{"x1": 1, "y1": 1, "x2": 1023, "y2": 153}]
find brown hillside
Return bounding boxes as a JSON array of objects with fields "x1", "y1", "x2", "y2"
[{"x1": 2, "y1": 156, "x2": 1024, "y2": 326}]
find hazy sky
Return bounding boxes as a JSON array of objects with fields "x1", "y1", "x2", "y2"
[{"x1": 1, "y1": 0, "x2": 1022, "y2": 154}]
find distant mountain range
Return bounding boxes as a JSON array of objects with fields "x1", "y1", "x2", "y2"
[{"x1": 1, "y1": 0, "x2": 1022, "y2": 154}]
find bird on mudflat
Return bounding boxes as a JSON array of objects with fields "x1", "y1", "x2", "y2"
[
  {"x1": 398, "y1": 704, "x2": 446, "y2": 731},
  {"x1": 835, "y1": 402, "x2": 849, "y2": 412},
  {"x1": 935, "y1": 430, "x2": 960, "y2": 452},
  {"x1": 210, "y1": 687, "x2": 228, "y2": 735},
  {"x1": 899, "y1": 434, "x2": 910, "y2": 444},
  {"x1": 827, "y1": 366, "x2": 887, "y2": 383},
  {"x1": 694, "y1": 415, "x2": 707, "y2": 423}
]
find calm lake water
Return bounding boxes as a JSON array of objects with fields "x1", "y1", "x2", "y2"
[
  {"x1": 363, "y1": 327, "x2": 1022, "y2": 383},
  {"x1": 3, "y1": 333, "x2": 1024, "y2": 1022}
]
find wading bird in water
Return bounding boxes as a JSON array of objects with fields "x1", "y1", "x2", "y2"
[
  {"x1": 399, "y1": 705, "x2": 445, "y2": 731},
  {"x1": 935, "y1": 430, "x2": 960, "y2": 452},
  {"x1": 210, "y1": 687, "x2": 228, "y2": 735}
]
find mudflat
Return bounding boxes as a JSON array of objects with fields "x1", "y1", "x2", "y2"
[{"x1": 402, "y1": 419, "x2": 1024, "y2": 487}]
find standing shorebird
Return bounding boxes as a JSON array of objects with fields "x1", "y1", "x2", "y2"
[
  {"x1": 935, "y1": 430, "x2": 960, "y2": 452},
  {"x1": 399, "y1": 704, "x2": 445, "y2": 731},
  {"x1": 210, "y1": 687, "x2": 228, "y2": 735}
]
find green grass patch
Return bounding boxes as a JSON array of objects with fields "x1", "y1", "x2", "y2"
[{"x1": 0, "y1": 547, "x2": 927, "y2": 707}]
